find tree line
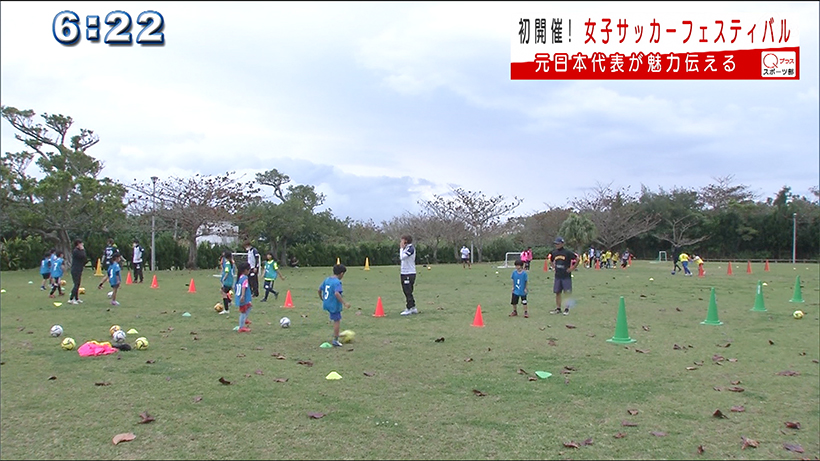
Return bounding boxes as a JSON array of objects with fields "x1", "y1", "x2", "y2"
[{"x1": 2, "y1": 106, "x2": 818, "y2": 271}]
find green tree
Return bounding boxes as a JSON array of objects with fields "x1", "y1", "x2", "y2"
[
  {"x1": 639, "y1": 186, "x2": 708, "y2": 249},
  {"x1": 558, "y1": 213, "x2": 597, "y2": 251},
  {"x1": 1, "y1": 106, "x2": 127, "y2": 266},
  {"x1": 572, "y1": 182, "x2": 660, "y2": 250}
]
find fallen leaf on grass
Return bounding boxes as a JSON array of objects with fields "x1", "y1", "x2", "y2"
[
  {"x1": 95, "y1": 382, "x2": 111, "y2": 386},
  {"x1": 741, "y1": 436, "x2": 758, "y2": 449},
  {"x1": 363, "y1": 372, "x2": 375, "y2": 377},
  {"x1": 726, "y1": 386, "x2": 745, "y2": 392},
  {"x1": 813, "y1": 359, "x2": 819, "y2": 364},
  {"x1": 776, "y1": 370, "x2": 800, "y2": 376},
  {"x1": 727, "y1": 358, "x2": 738, "y2": 362},
  {"x1": 613, "y1": 432, "x2": 627, "y2": 439},
  {"x1": 635, "y1": 348, "x2": 650, "y2": 354},
  {"x1": 271, "y1": 353, "x2": 286, "y2": 360},
  {"x1": 297, "y1": 360, "x2": 314, "y2": 367},
  {"x1": 236, "y1": 353, "x2": 246, "y2": 358},
  {"x1": 783, "y1": 443, "x2": 804, "y2": 453},
  {"x1": 730, "y1": 380, "x2": 741, "y2": 385},
  {"x1": 673, "y1": 344, "x2": 684, "y2": 350},
  {"x1": 307, "y1": 412, "x2": 325, "y2": 419},
  {"x1": 586, "y1": 333, "x2": 595, "y2": 337},
  {"x1": 712, "y1": 409, "x2": 727, "y2": 419},
  {"x1": 713, "y1": 387, "x2": 723, "y2": 391},
  {"x1": 676, "y1": 307, "x2": 682, "y2": 312},
  {"x1": 686, "y1": 366, "x2": 699, "y2": 370},
  {"x1": 273, "y1": 378, "x2": 288, "y2": 383},
  {"x1": 712, "y1": 354, "x2": 725, "y2": 362},
  {"x1": 218, "y1": 377, "x2": 231, "y2": 385},
  {"x1": 254, "y1": 369, "x2": 264, "y2": 375},
  {"x1": 145, "y1": 360, "x2": 156, "y2": 364},
  {"x1": 472, "y1": 389, "x2": 487, "y2": 397},
  {"x1": 730, "y1": 406, "x2": 745, "y2": 412},
  {"x1": 517, "y1": 368, "x2": 527, "y2": 375},
  {"x1": 434, "y1": 337, "x2": 445, "y2": 342},
  {"x1": 464, "y1": 357, "x2": 473, "y2": 362},
  {"x1": 582, "y1": 438, "x2": 593, "y2": 446},
  {"x1": 539, "y1": 327, "x2": 546, "y2": 331},
  {"x1": 138, "y1": 411, "x2": 155, "y2": 424},
  {"x1": 627, "y1": 409, "x2": 639, "y2": 416},
  {"x1": 565, "y1": 324, "x2": 576, "y2": 329},
  {"x1": 112, "y1": 432, "x2": 136, "y2": 445},
  {"x1": 254, "y1": 346, "x2": 263, "y2": 351},
  {"x1": 622, "y1": 421, "x2": 638, "y2": 427},
  {"x1": 694, "y1": 360, "x2": 704, "y2": 366},
  {"x1": 47, "y1": 375, "x2": 57, "y2": 380},
  {"x1": 642, "y1": 325, "x2": 650, "y2": 331},
  {"x1": 189, "y1": 331, "x2": 197, "y2": 335},
  {"x1": 784, "y1": 421, "x2": 801, "y2": 429},
  {"x1": 650, "y1": 431, "x2": 667, "y2": 437},
  {"x1": 527, "y1": 376, "x2": 537, "y2": 381},
  {"x1": 547, "y1": 339, "x2": 557, "y2": 346},
  {"x1": 697, "y1": 445, "x2": 704, "y2": 454},
  {"x1": 193, "y1": 396, "x2": 202, "y2": 403},
  {"x1": 563, "y1": 441, "x2": 580, "y2": 448},
  {"x1": 768, "y1": 339, "x2": 774, "y2": 345},
  {"x1": 717, "y1": 342, "x2": 732, "y2": 348}
]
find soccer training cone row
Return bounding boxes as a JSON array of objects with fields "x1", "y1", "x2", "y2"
[
  {"x1": 373, "y1": 296, "x2": 385, "y2": 317},
  {"x1": 701, "y1": 287, "x2": 723, "y2": 325},
  {"x1": 283, "y1": 290, "x2": 294, "y2": 308},
  {"x1": 607, "y1": 296, "x2": 636, "y2": 344},
  {"x1": 789, "y1": 276, "x2": 804, "y2": 303},
  {"x1": 471, "y1": 305, "x2": 485, "y2": 327},
  {"x1": 188, "y1": 278, "x2": 196, "y2": 293},
  {"x1": 126, "y1": 272, "x2": 133, "y2": 285},
  {"x1": 150, "y1": 275, "x2": 159, "y2": 288},
  {"x1": 751, "y1": 280, "x2": 766, "y2": 312},
  {"x1": 94, "y1": 258, "x2": 103, "y2": 276}
]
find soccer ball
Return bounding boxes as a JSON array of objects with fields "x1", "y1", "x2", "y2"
[
  {"x1": 793, "y1": 310, "x2": 804, "y2": 319},
  {"x1": 61, "y1": 337, "x2": 76, "y2": 350},
  {"x1": 50, "y1": 325, "x2": 63, "y2": 337},
  {"x1": 339, "y1": 329, "x2": 355, "y2": 343},
  {"x1": 279, "y1": 317, "x2": 291, "y2": 328},
  {"x1": 109, "y1": 325, "x2": 121, "y2": 336},
  {"x1": 107, "y1": 291, "x2": 113, "y2": 298},
  {"x1": 214, "y1": 302, "x2": 224, "y2": 313},
  {"x1": 60, "y1": 279, "x2": 66, "y2": 286},
  {"x1": 78, "y1": 287, "x2": 85, "y2": 294},
  {"x1": 112, "y1": 329, "x2": 127, "y2": 343},
  {"x1": 134, "y1": 337, "x2": 149, "y2": 350}
]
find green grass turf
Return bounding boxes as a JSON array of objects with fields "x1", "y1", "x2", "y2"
[{"x1": 1, "y1": 260, "x2": 818, "y2": 460}]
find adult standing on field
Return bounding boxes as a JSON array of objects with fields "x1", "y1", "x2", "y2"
[
  {"x1": 68, "y1": 239, "x2": 87, "y2": 305},
  {"x1": 460, "y1": 245, "x2": 471, "y2": 269},
  {"x1": 244, "y1": 241, "x2": 261, "y2": 298},
  {"x1": 548, "y1": 236, "x2": 578, "y2": 316},
  {"x1": 399, "y1": 234, "x2": 418, "y2": 316},
  {"x1": 132, "y1": 239, "x2": 145, "y2": 283}
]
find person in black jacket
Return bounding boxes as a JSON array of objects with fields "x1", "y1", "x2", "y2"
[
  {"x1": 69, "y1": 239, "x2": 87, "y2": 304},
  {"x1": 671, "y1": 245, "x2": 682, "y2": 274}
]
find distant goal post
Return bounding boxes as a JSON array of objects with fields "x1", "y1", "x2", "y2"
[{"x1": 498, "y1": 252, "x2": 523, "y2": 268}]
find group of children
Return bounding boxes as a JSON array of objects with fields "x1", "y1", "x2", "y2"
[
  {"x1": 39, "y1": 238, "x2": 124, "y2": 305},
  {"x1": 218, "y1": 250, "x2": 285, "y2": 333}
]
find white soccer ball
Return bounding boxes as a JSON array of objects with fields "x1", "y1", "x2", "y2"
[
  {"x1": 50, "y1": 325, "x2": 63, "y2": 337},
  {"x1": 112, "y1": 329, "x2": 127, "y2": 343},
  {"x1": 279, "y1": 317, "x2": 291, "y2": 328},
  {"x1": 107, "y1": 291, "x2": 113, "y2": 298}
]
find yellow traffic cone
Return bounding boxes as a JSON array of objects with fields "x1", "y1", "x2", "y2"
[
  {"x1": 364, "y1": 257, "x2": 370, "y2": 271},
  {"x1": 94, "y1": 258, "x2": 103, "y2": 276}
]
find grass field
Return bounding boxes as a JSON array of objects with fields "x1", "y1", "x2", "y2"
[{"x1": 1, "y1": 260, "x2": 818, "y2": 460}]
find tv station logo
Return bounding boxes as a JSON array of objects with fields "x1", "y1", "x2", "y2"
[{"x1": 761, "y1": 51, "x2": 796, "y2": 77}]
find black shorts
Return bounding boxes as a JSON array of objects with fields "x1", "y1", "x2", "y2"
[
  {"x1": 110, "y1": 283, "x2": 121, "y2": 289},
  {"x1": 221, "y1": 285, "x2": 232, "y2": 294},
  {"x1": 511, "y1": 293, "x2": 528, "y2": 305},
  {"x1": 461, "y1": 257, "x2": 469, "y2": 262},
  {"x1": 42, "y1": 273, "x2": 51, "y2": 280}
]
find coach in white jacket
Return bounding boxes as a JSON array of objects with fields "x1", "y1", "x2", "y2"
[{"x1": 399, "y1": 235, "x2": 418, "y2": 316}]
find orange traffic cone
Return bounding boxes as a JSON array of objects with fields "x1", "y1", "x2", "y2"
[
  {"x1": 283, "y1": 290, "x2": 294, "y2": 308},
  {"x1": 188, "y1": 278, "x2": 196, "y2": 293},
  {"x1": 595, "y1": 260, "x2": 600, "y2": 270},
  {"x1": 150, "y1": 274, "x2": 158, "y2": 288},
  {"x1": 627, "y1": 254, "x2": 632, "y2": 267},
  {"x1": 698, "y1": 264, "x2": 705, "y2": 278},
  {"x1": 764, "y1": 260, "x2": 770, "y2": 271},
  {"x1": 373, "y1": 297, "x2": 385, "y2": 317},
  {"x1": 727, "y1": 262, "x2": 733, "y2": 276},
  {"x1": 471, "y1": 305, "x2": 485, "y2": 327},
  {"x1": 543, "y1": 259, "x2": 549, "y2": 272},
  {"x1": 125, "y1": 272, "x2": 133, "y2": 285},
  {"x1": 746, "y1": 260, "x2": 752, "y2": 274}
]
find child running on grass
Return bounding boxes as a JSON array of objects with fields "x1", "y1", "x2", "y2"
[
  {"x1": 261, "y1": 252, "x2": 285, "y2": 302},
  {"x1": 108, "y1": 252, "x2": 122, "y2": 306},
  {"x1": 236, "y1": 262, "x2": 253, "y2": 332},
  {"x1": 219, "y1": 250, "x2": 235, "y2": 315},
  {"x1": 509, "y1": 259, "x2": 529, "y2": 318},
  {"x1": 318, "y1": 264, "x2": 350, "y2": 347},
  {"x1": 39, "y1": 251, "x2": 52, "y2": 291},
  {"x1": 49, "y1": 251, "x2": 65, "y2": 298}
]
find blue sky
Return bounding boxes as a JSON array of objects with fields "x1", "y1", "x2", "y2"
[{"x1": 2, "y1": 2, "x2": 817, "y2": 224}]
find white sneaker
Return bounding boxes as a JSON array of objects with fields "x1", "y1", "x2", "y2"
[
  {"x1": 68, "y1": 300, "x2": 77, "y2": 305},
  {"x1": 409, "y1": 307, "x2": 419, "y2": 315},
  {"x1": 219, "y1": 310, "x2": 229, "y2": 315},
  {"x1": 400, "y1": 309, "x2": 413, "y2": 316},
  {"x1": 76, "y1": 299, "x2": 83, "y2": 303}
]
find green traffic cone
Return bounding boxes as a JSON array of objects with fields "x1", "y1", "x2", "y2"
[
  {"x1": 607, "y1": 296, "x2": 636, "y2": 344},
  {"x1": 789, "y1": 276, "x2": 805, "y2": 303},
  {"x1": 751, "y1": 280, "x2": 767, "y2": 312},
  {"x1": 701, "y1": 287, "x2": 723, "y2": 325}
]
